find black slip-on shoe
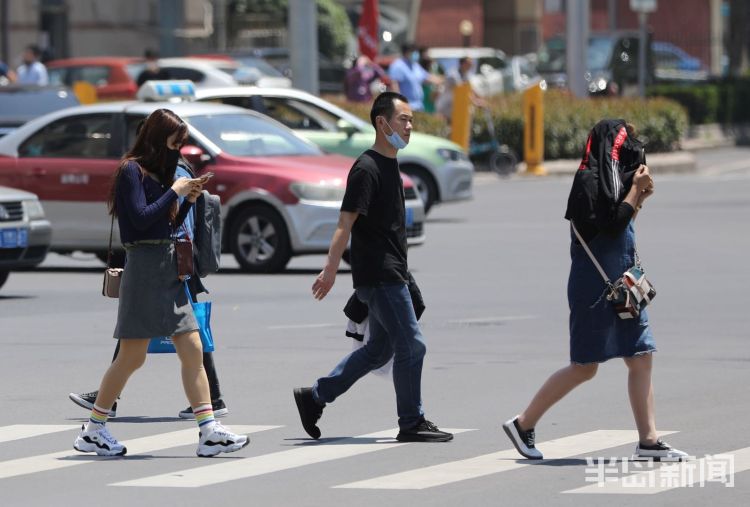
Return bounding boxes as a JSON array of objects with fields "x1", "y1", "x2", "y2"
[
  {"x1": 396, "y1": 419, "x2": 453, "y2": 442},
  {"x1": 293, "y1": 387, "x2": 323, "y2": 439}
]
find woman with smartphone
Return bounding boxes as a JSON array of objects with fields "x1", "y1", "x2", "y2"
[
  {"x1": 73, "y1": 109, "x2": 248, "y2": 457},
  {"x1": 502, "y1": 119, "x2": 688, "y2": 462}
]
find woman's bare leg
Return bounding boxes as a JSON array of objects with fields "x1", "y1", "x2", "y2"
[
  {"x1": 624, "y1": 353, "x2": 657, "y2": 445},
  {"x1": 93, "y1": 338, "x2": 150, "y2": 411}
]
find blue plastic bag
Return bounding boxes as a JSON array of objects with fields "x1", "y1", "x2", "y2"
[{"x1": 148, "y1": 284, "x2": 215, "y2": 353}]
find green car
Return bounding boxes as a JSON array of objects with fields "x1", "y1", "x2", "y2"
[{"x1": 196, "y1": 86, "x2": 475, "y2": 213}]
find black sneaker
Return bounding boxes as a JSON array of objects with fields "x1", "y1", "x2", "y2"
[
  {"x1": 502, "y1": 416, "x2": 543, "y2": 459},
  {"x1": 178, "y1": 399, "x2": 229, "y2": 419},
  {"x1": 293, "y1": 387, "x2": 323, "y2": 439},
  {"x1": 396, "y1": 419, "x2": 453, "y2": 442},
  {"x1": 635, "y1": 439, "x2": 689, "y2": 461},
  {"x1": 68, "y1": 391, "x2": 117, "y2": 418}
]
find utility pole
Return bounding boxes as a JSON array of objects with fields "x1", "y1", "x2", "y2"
[
  {"x1": 288, "y1": 0, "x2": 318, "y2": 94},
  {"x1": 566, "y1": 0, "x2": 590, "y2": 98},
  {"x1": 1, "y1": 0, "x2": 8, "y2": 63}
]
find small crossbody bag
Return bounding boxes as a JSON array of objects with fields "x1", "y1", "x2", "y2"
[
  {"x1": 571, "y1": 222, "x2": 656, "y2": 320},
  {"x1": 174, "y1": 223, "x2": 194, "y2": 278},
  {"x1": 102, "y1": 214, "x2": 123, "y2": 298}
]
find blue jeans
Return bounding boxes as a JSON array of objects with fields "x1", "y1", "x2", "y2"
[{"x1": 313, "y1": 282, "x2": 426, "y2": 430}]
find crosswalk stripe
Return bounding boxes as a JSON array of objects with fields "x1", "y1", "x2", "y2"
[
  {"x1": 333, "y1": 430, "x2": 677, "y2": 490},
  {"x1": 0, "y1": 425, "x2": 80, "y2": 443},
  {"x1": 0, "y1": 425, "x2": 279, "y2": 480},
  {"x1": 563, "y1": 446, "x2": 750, "y2": 494},
  {"x1": 111, "y1": 428, "x2": 474, "y2": 488}
]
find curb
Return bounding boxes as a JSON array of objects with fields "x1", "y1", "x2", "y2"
[{"x1": 509, "y1": 150, "x2": 696, "y2": 178}]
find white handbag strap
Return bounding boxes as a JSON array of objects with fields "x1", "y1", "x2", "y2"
[{"x1": 570, "y1": 221, "x2": 614, "y2": 288}]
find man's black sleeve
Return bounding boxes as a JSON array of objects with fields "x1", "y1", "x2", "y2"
[{"x1": 341, "y1": 165, "x2": 376, "y2": 216}]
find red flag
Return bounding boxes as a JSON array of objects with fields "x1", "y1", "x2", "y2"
[{"x1": 357, "y1": 0, "x2": 379, "y2": 60}]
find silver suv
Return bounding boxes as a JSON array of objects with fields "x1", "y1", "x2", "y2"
[{"x1": 0, "y1": 186, "x2": 51, "y2": 290}]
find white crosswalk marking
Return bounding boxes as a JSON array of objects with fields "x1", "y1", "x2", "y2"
[
  {"x1": 0, "y1": 425, "x2": 79, "y2": 443},
  {"x1": 563, "y1": 446, "x2": 750, "y2": 494},
  {"x1": 111, "y1": 428, "x2": 474, "y2": 488},
  {"x1": 0, "y1": 425, "x2": 278, "y2": 480},
  {"x1": 333, "y1": 430, "x2": 677, "y2": 490}
]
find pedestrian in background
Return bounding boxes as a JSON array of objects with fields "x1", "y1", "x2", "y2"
[
  {"x1": 136, "y1": 48, "x2": 170, "y2": 87},
  {"x1": 344, "y1": 55, "x2": 389, "y2": 103},
  {"x1": 388, "y1": 43, "x2": 441, "y2": 112},
  {"x1": 0, "y1": 59, "x2": 17, "y2": 85},
  {"x1": 16, "y1": 45, "x2": 48, "y2": 86},
  {"x1": 436, "y1": 56, "x2": 487, "y2": 123},
  {"x1": 293, "y1": 92, "x2": 453, "y2": 443},
  {"x1": 502, "y1": 119, "x2": 688, "y2": 462},
  {"x1": 73, "y1": 109, "x2": 248, "y2": 457}
]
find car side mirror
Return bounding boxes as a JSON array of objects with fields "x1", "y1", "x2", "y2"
[
  {"x1": 337, "y1": 119, "x2": 357, "y2": 139},
  {"x1": 180, "y1": 145, "x2": 210, "y2": 168}
]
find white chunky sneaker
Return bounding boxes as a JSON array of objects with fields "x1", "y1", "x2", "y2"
[
  {"x1": 73, "y1": 424, "x2": 126, "y2": 456},
  {"x1": 634, "y1": 439, "x2": 690, "y2": 461},
  {"x1": 503, "y1": 415, "x2": 543, "y2": 460},
  {"x1": 197, "y1": 422, "x2": 249, "y2": 457}
]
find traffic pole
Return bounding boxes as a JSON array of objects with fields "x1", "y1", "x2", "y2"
[
  {"x1": 450, "y1": 82, "x2": 472, "y2": 151},
  {"x1": 522, "y1": 82, "x2": 546, "y2": 176}
]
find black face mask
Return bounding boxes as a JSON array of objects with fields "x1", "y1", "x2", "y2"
[{"x1": 165, "y1": 148, "x2": 180, "y2": 171}]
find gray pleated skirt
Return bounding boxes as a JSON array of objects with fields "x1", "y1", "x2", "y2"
[{"x1": 113, "y1": 241, "x2": 198, "y2": 339}]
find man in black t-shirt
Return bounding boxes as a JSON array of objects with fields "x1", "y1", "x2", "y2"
[
  {"x1": 293, "y1": 92, "x2": 453, "y2": 443},
  {"x1": 136, "y1": 48, "x2": 170, "y2": 87}
]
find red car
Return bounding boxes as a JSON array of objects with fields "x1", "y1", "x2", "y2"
[
  {"x1": 0, "y1": 100, "x2": 425, "y2": 273},
  {"x1": 46, "y1": 57, "x2": 145, "y2": 101}
]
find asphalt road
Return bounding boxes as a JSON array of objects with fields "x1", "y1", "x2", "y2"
[{"x1": 1, "y1": 147, "x2": 748, "y2": 506}]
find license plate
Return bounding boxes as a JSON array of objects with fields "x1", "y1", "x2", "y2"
[
  {"x1": 0, "y1": 228, "x2": 28, "y2": 249},
  {"x1": 405, "y1": 207, "x2": 414, "y2": 227}
]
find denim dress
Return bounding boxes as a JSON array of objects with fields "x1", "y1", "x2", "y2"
[{"x1": 567, "y1": 221, "x2": 656, "y2": 364}]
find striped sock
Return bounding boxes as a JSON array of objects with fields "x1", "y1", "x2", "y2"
[
  {"x1": 89, "y1": 404, "x2": 109, "y2": 426},
  {"x1": 194, "y1": 404, "x2": 216, "y2": 429}
]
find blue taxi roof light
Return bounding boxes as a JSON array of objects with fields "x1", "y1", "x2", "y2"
[{"x1": 136, "y1": 80, "x2": 196, "y2": 102}]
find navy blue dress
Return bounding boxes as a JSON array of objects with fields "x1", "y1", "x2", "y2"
[{"x1": 568, "y1": 222, "x2": 656, "y2": 364}]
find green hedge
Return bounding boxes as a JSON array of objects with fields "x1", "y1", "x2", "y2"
[
  {"x1": 648, "y1": 78, "x2": 750, "y2": 125},
  {"x1": 325, "y1": 90, "x2": 688, "y2": 160}
]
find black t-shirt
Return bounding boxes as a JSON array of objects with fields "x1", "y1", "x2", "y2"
[
  {"x1": 341, "y1": 149, "x2": 408, "y2": 287},
  {"x1": 137, "y1": 68, "x2": 171, "y2": 87}
]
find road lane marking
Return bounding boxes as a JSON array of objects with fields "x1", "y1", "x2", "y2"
[
  {"x1": 334, "y1": 430, "x2": 677, "y2": 490},
  {"x1": 447, "y1": 315, "x2": 537, "y2": 325},
  {"x1": 0, "y1": 425, "x2": 278, "y2": 480},
  {"x1": 112, "y1": 428, "x2": 474, "y2": 488},
  {"x1": 0, "y1": 425, "x2": 80, "y2": 443},
  {"x1": 563, "y1": 446, "x2": 750, "y2": 494}
]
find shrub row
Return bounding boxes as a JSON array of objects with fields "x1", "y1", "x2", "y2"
[
  {"x1": 647, "y1": 78, "x2": 750, "y2": 125},
  {"x1": 326, "y1": 90, "x2": 688, "y2": 160}
]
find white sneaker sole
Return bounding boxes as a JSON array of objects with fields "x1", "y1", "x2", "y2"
[
  {"x1": 197, "y1": 436, "x2": 250, "y2": 457},
  {"x1": 502, "y1": 417, "x2": 543, "y2": 460}
]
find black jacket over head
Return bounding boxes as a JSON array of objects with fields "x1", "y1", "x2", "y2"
[{"x1": 564, "y1": 119, "x2": 645, "y2": 232}]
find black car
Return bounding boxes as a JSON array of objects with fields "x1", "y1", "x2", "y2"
[
  {"x1": 537, "y1": 32, "x2": 655, "y2": 96},
  {"x1": 0, "y1": 85, "x2": 80, "y2": 138}
]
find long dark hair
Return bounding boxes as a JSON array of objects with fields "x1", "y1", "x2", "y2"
[{"x1": 107, "y1": 108, "x2": 188, "y2": 218}]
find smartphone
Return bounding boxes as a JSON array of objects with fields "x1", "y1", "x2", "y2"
[{"x1": 198, "y1": 171, "x2": 215, "y2": 182}]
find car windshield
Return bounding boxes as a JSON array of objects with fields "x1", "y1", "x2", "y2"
[
  {"x1": 0, "y1": 88, "x2": 79, "y2": 118},
  {"x1": 185, "y1": 113, "x2": 322, "y2": 157},
  {"x1": 233, "y1": 57, "x2": 285, "y2": 77},
  {"x1": 537, "y1": 37, "x2": 615, "y2": 73}
]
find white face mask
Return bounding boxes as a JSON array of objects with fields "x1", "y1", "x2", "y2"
[{"x1": 380, "y1": 117, "x2": 408, "y2": 150}]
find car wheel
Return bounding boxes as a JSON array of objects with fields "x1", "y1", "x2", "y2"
[
  {"x1": 0, "y1": 270, "x2": 8, "y2": 290},
  {"x1": 402, "y1": 166, "x2": 438, "y2": 214},
  {"x1": 229, "y1": 204, "x2": 292, "y2": 273}
]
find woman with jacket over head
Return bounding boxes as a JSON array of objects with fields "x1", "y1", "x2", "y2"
[
  {"x1": 502, "y1": 119, "x2": 688, "y2": 461},
  {"x1": 73, "y1": 108, "x2": 248, "y2": 457}
]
